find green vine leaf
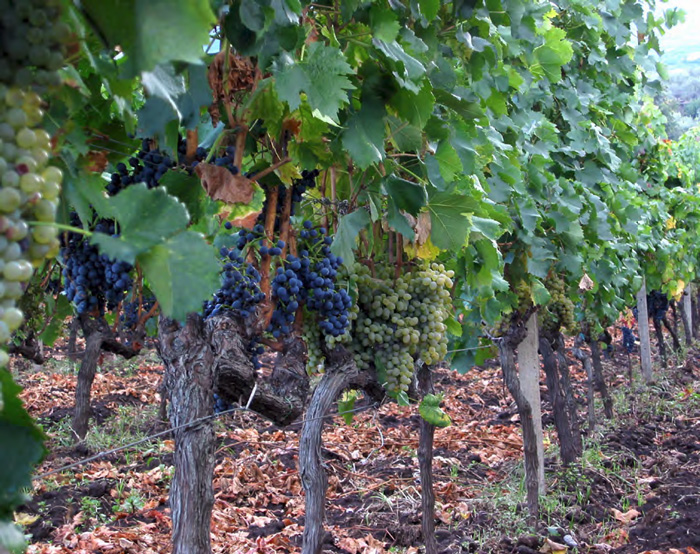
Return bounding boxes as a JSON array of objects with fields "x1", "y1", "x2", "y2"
[
  {"x1": 80, "y1": 0, "x2": 216, "y2": 77},
  {"x1": 419, "y1": 393, "x2": 451, "y2": 427}
]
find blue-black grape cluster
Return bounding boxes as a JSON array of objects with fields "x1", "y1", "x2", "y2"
[
  {"x1": 120, "y1": 296, "x2": 156, "y2": 330},
  {"x1": 213, "y1": 392, "x2": 232, "y2": 414},
  {"x1": 621, "y1": 326, "x2": 636, "y2": 353},
  {"x1": 108, "y1": 139, "x2": 175, "y2": 195},
  {"x1": 265, "y1": 221, "x2": 351, "y2": 341},
  {"x1": 61, "y1": 219, "x2": 133, "y2": 314},
  {"x1": 203, "y1": 248, "x2": 265, "y2": 320},
  {"x1": 647, "y1": 290, "x2": 669, "y2": 321}
]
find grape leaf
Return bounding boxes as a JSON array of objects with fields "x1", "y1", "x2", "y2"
[
  {"x1": 338, "y1": 390, "x2": 360, "y2": 425},
  {"x1": 91, "y1": 184, "x2": 190, "y2": 264},
  {"x1": 390, "y1": 83, "x2": 434, "y2": 129},
  {"x1": 532, "y1": 27, "x2": 574, "y2": 83},
  {"x1": 273, "y1": 43, "x2": 355, "y2": 123},
  {"x1": 419, "y1": 393, "x2": 451, "y2": 427},
  {"x1": 331, "y1": 209, "x2": 371, "y2": 266},
  {"x1": 427, "y1": 190, "x2": 478, "y2": 250},
  {"x1": 159, "y1": 170, "x2": 208, "y2": 223},
  {"x1": 387, "y1": 198, "x2": 416, "y2": 241},
  {"x1": 0, "y1": 520, "x2": 26, "y2": 553},
  {"x1": 81, "y1": 0, "x2": 216, "y2": 77},
  {"x1": 370, "y1": 5, "x2": 401, "y2": 42},
  {"x1": 383, "y1": 176, "x2": 427, "y2": 215},
  {"x1": 140, "y1": 63, "x2": 211, "y2": 131},
  {"x1": 38, "y1": 295, "x2": 74, "y2": 347},
  {"x1": 0, "y1": 371, "x2": 45, "y2": 515},
  {"x1": 138, "y1": 231, "x2": 220, "y2": 321},
  {"x1": 418, "y1": 0, "x2": 440, "y2": 21},
  {"x1": 435, "y1": 141, "x2": 463, "y2": 183},
  {"x1": 342, "y1": 101, "x2": 386, "y2": 169}
]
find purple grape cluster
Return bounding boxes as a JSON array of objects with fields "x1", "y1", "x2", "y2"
[
  {"x1": 62, "y1": 220, "x2": 133, "y2": 314},
  {"x1": 203, "y1": 249, "x2": 266, "y2": 320}
]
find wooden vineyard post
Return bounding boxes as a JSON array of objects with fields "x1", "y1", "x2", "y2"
[
  {"x1": 518, "y1": 313, "x2": 545, "y2": 495},
  {"x1": 636, "y1": 280, "x2": 653, "y2": 382},
  {"x1": 681, "y1": 288, "x2": 693, "y2": 346}
]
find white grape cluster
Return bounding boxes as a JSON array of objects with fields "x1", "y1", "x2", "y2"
[
  {"x1": 348, "y1": 262, "x2": 453, "y2": 394},
  {"x1": 302, "y1": 314, "x2": 325, "y2": 374},
  {"x1": 0, "y1": 86, "x2": 62, "y2": 367},
  {"x1": 0, "y1": 0, "x2": 69, "y2": 88},
  {"x1": 538, "y1": 272, "x2": 575, "y2": 336}
]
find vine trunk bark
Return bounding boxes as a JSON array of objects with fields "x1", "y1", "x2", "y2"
[
  {"x1": 573, "y1": 336, "x2": 595, "y2": 431},
  {"x1": 156, "y1": 313, "x2": 311, "y2": 554},
  {"x1": 159, "y1": 315, "x2": 216, "y2": 554},
  {"x1": 72, "y1": 326, "x2": 104, "y2": 440},
  {"x1": 72, "y1": 315, "x2": 139, "y2": 440},
  {"x1": 653, "y1": 318, "x2": 667, "y2": 369},
  {"x1": 554, "y1": 334, "x2": 582, "y2": 448},
  {"x1": 300, "y1": 353, "x2": 361, "y2": 554},
  {"x1": 588, "y1": 339, "x2": 613, "y2": 419},
  {"x1": 498, "y1": 312, "x2": 542, "y2": 521},
  {"x1": 681, "y1": 288, "x2": 693, "y2": 346},
  {"x1": 539, "y1": 336, "x2": 578, "y2": 465},
  {"x1": 417, "y1": 364, "x2": 438, "y2": 554},
  {"x1": 662, "y1": 316, "x2": 682, "y2": 352}
]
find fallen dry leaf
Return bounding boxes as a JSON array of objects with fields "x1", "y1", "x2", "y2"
[
  {"x1": 611, "y1": 507, "x2": 641, "y2": 524},
  {"x1": 540, "y1": 538, "x2": 568, "y2": 553}
]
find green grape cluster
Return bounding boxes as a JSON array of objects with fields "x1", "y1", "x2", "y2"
[
  {"x1": 0, "y1": 0, "x2": 69, "y2": 88},
  {"x1": 514, "y1": 279, "x2": 532, "y2": 314},
  {"x1": 0, "y1": 86, "x2": 62, "y2": 367},
  {"x1": 302, "y1": 313, "x2": 325, "y2": 375},
  {"x1": 538, "y1": 272, "x2": 575, "y2": 335},
  {"x1": 346, "y1": 262, "x2": 453, "y2": 395}
]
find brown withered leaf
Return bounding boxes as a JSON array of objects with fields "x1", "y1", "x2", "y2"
[
  {"x1": 232, "y1": 211, "x2": 262, "y2": 230},
  {"x1": 207, "y1": 49, "x2": 257, "y2": 126},
  {"x1": 611, "y1": 507, "x2": 640, "y2": 524},
  {"x1": 283, "y1": 118, "x2": 302, "y2": 136},
  {"x1": 195, "y1": 163, "x2": 255, "y2": 205},
  {"x1": 85, "y1": 150, "x2": 108, "y2": 173},
  {"x1": 414, "y1": 211, "x2": 432, "y2": 245},
  {"x1": 579, "y1": 273, "x2": 594, "y2": 292}
]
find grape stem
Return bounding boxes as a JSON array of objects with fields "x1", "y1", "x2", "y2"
[
  {"x1": 28, "y1": 221, "x2": 91, "y2": 236},
  {"x1": 248, "y1": 156, "x2": 292, "y2": 183}
]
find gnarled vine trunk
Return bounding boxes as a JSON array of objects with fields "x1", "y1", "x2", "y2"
[
  {"x1": 539, "y1": 335, "x2": 578, "y2": 465},
  {"x1": 573, "y1": 336, "x2": 596, "y2": 431},
  {"x1": 662, "y1": 316, "x2": 681, "y2": 352},
  {"x1": 300, "y1": 351, "x2": 363, "y2": 554},
  {"x1": 158, "y1": 314, "x2": 311, "y2": 554},
  {"x1": 588, "y1": 339, "x2": 613, "y2": 419},
  {"x1": 554, "y1": 334, "x2": 581, "y2": 447},
  {"x1": 652, "y1": 318, "x2": 667, "y2": 369},
  {"x1": 72, "y1": 314, "x2": 139, "y2": 440},
  {"x1": 417, "y1": 364, "x2": 438, "y2": 554},
  {"x1": 159, "y1": 315, "x2": 216, "y2": 554},
  {"x1": 498, "y1": 313, "x2": 542, "y2": 521}
]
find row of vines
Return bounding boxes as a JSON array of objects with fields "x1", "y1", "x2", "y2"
[{"x1": 2, "y1": 0, "x2": 699, "y2": 553}]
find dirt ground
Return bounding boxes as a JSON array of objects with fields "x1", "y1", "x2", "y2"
[{"x1": 12, "y1": 336, "x2": 700, "y2": 554}]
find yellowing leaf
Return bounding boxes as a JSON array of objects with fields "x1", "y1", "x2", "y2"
[
  {"x1": 666, "y1": 216, "x2": 676, "y2": 230},
  {"x1": 405, "y1": 235, "x2": 441, "y2": 260},
  {"x1": 670, "y1": 279, "x2": 685, "y2": 301}
]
